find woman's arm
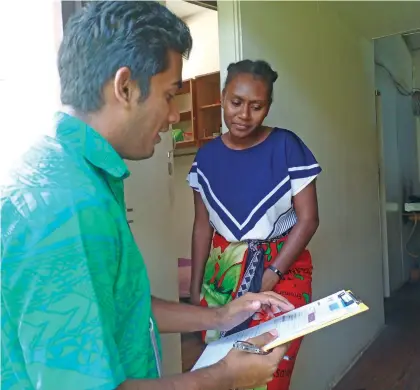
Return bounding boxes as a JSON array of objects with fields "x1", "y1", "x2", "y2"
[
  {"x1": 190, "y1": 191, "x2": 214, "y2": 304},
  {"x1": 261, "y1": 181, "x2": 319, "y2": 291}
]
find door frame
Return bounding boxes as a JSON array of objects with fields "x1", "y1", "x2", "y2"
[
  {"x1": 217, "y1": 0, "x2": 243, "y2": 133},
  {"x1": 375, "y1": 90, "x2": 391, "y2": 298}
]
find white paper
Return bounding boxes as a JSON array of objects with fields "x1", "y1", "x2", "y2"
[{"x1": 192, "y1": 290, "x2": 363, "y2": 370}]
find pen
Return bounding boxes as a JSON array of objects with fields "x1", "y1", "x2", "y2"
[
  {"x1": 232, "y1": 340, "x2": 293, "y2": 359},
  {"x1": 232, "y1": 340, "x2": 269, "y2": 355}
]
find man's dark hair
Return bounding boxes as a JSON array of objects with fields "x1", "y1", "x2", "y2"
[
  {"x1": 58, "y1": 1, "x2": 192, "y2": 113},
  {"x1": 224, "y1": 60, "x2": 278, "y2": 102}
]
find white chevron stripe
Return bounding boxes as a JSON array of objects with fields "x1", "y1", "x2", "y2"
[
  {"x1": 197, "y1": 168, "x2": 290, "y2": 230},
  {"x1": 196, "y1": 182, "x2": 237, "y2": 242},
  {"x1": 288, "y1": 163, "x2": 319, "y2": 172},
  {"x1": 241, "y1": 190, "x2": 292, "y2": 240}
]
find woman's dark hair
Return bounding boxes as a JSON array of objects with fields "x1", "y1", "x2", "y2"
[
  {"x1": 58, "y1": 1, "x2": 192, "y2": 113},
  {"x1": 224, "y1": 60, "x2": 278, "y2": 102}
]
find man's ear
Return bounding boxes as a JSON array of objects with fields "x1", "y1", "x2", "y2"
[{"x1": 114, "y1": 67, "x2": 137, "y2": 105}]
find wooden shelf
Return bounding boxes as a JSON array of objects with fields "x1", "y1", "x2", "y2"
[
  {"x1": 200, "y1": 103, "x2": 221, "y2": 110},
  {"x1": 172, "y1": 72, "x2": 221, "y2": 149},
  {"x1": 175, "y1": 140, "x2": 196, "y2": 149},
  {"x1": 176, "y1": 79, "x2": 192, "y2": 95},
  {"x1": 199, "y1": 135, "x2": 220, "y2": 145},
  {"x1": 195, "y1": 72, "x2": 221, "y2": 141},
  {"x1": 178, "y1": 110, "x2": 192, "y2": 122}
]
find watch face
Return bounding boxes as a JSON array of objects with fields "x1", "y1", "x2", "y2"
[{"x1": 269, "y1": 265, "x2": 284, "y2": 279}]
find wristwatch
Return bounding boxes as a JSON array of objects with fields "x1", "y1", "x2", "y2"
[{"x1": 268, "y1": 265, "x2": 284, "y2": 280}]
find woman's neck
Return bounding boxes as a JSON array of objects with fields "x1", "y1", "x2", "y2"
[{"x1": 224, "y1": 126, "x2": 271, "y2": 150}]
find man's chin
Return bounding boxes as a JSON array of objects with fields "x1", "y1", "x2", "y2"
[
  {"x1": 140, "y1": 148, "x2": 155, "y2": 160},
  {"x1": 124, "y1": 147, "x2": 155, "y2": 161}
]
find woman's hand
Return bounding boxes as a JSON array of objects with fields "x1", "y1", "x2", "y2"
[{"x1": 261, "y1": 269, "x2": 280, "y2": 292}]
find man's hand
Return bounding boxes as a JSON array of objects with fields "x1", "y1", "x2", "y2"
[
  {"x1": 215, "y1": 292, "x2": 294, "y2": 332},
  {"x1": 119, "y1": 331, "x2": 289, "y2": 390},
  {"x1": 220, "y1": 331, "x2": 290, "y2": 389}
]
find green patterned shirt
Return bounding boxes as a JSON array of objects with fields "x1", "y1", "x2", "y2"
[{"x1": 1, "y1": 113, "x2": 161, "y2": 390}]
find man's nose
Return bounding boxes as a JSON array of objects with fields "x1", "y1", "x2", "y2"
[{"x1": 168, "y1": 100, "x2": 180, "y2": 125}]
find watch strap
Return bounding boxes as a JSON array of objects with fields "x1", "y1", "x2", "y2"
[{"x1": 268, "y1": 265, "x2": 284, "y2": 279}]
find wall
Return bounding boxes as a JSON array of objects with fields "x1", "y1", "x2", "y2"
[
  {"x1": 414, "y1": 51, "x2": 420, "y2": 183},
  {"x1": 412, "y1": 51, "x2": 420, "y2": 264},
  {"x1": 182, "y1": 9, "x2": 219, "y2": 79},
  {"x1": 375, "y1": 36, "x2": 420, "y2": 290},
  {"x1": 219, "y1": 2, "x2": 385, "y2": 389},
  {"x1": 375, "y1": 36, "x2": 413, "y2": 90}
]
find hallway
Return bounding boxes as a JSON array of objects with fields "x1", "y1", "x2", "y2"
[{"x1": 334, "y1": 283, "x2": 420, "y2": 390}]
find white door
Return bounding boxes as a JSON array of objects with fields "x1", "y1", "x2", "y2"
[
  {"x1": 121, "y1": 1, "x2": 181, "y2": 377},
  {"x1": 124, "y1": 132, "x2": 181, "y2": 376}
]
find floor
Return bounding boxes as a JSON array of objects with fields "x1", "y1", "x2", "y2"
[{"x1": 334, "y1": 282, "x2": 420, "y2": 390}]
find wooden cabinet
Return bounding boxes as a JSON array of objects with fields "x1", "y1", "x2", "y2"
[
  {"x1": 173, "y1": 78, "x2": 197, "y2": 148},
  {"x1": 173, "y1": 71, "x2": 222, "y2": 150}
]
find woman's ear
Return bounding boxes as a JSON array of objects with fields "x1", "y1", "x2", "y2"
[{"x1": 221, "y1": 88, "x2": 227, "y2": 103}]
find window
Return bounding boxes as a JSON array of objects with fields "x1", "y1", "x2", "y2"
[{"x1": 0, "y1": 1, "x2": 63, "y2": 181}]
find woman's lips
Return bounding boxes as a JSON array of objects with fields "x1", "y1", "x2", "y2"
[{"x1": 232, "y1": 123, "x2": 249, "y2": 131}]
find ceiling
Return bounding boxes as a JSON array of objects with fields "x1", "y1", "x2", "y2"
[
  {"x1": 328, "y1": 1, "x2": 420, "y2": 40},
  {"x1": 166, "y1": 0, "x2": 207, "y2": 20},
  {"x1": 403, "y1": 31, "x2": 420, "y2": 53},
  {"x1": 166, "y1": 1, "x2": 420, "y2": 51}
]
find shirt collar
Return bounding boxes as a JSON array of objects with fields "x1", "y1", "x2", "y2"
[{"x1": 54, "y1": 111, "x2": 130, "y2": 180}]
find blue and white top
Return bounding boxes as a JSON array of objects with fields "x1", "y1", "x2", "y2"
[{"x1": 187, "y1": 128, "x2": 322, "y2": 243}]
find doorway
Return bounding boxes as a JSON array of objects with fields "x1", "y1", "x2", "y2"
[
  {"x1": 165, "y1": 0, "x2": 222, "y2": 371},
  {"x1": 373, "y1": 33, "x2": 420, "y2": 301}
]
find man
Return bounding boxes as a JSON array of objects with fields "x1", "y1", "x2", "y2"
[{"x1": 0, "y1": 2, "x2": 294, "y2": 389}]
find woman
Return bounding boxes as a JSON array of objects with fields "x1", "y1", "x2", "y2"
[{"x1": 187, "y1": 60, "x2": 321, "y2": 390}]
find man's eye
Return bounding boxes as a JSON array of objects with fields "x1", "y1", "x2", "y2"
[
  {"x1": 252, "y1": 106, "x2": 262, "y2": 111},
  {"x1": 231, "y1": 100, "x2": 241, "y2": 106}
]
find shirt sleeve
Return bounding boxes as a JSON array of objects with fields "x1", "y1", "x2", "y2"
[
  {"x1": 186, "y1": 153, "x2": 200, "y2": 192},
  {"x1": 1, "y1": 189, "x2": 126, "y2": 390},
  {"x1": 285, "y1": 131, "x2": 322, "y2": 196}
]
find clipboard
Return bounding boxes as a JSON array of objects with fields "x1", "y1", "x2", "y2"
[
  {"x1": 262, "y1": 290, "x2": 369, "y2": 351},
  {"x1": 192, "y1": 290, "x2": 369, "y2": 371}
]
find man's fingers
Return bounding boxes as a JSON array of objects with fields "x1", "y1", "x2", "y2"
[
  {"x1": 246, "y1": 330, "x2": 278, "y2": 347},
  {"x1": 248, "y1": 292, "x2": 295, "y2": 311},
  {"x1": 260, "y1": 291, "x2": 295, "y2": 309},
  {"x1": 268, "y1": 343, "x2": 290, "y2": 363}
]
